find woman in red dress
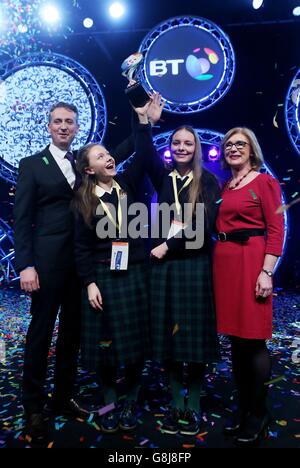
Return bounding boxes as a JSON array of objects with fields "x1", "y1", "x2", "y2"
[{"x1": 213, "y1": 127, "x2": 284, "y2": 446}]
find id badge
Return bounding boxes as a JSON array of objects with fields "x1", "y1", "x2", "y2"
[
  {"x1": 110, "y1": 242, "x2": 129, "y2": 271},
  {"x1": 167, "y1": 220, "x2": 186, "y2": 240}
]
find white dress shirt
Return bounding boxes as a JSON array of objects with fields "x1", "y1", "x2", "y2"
[
  {"x1": 49, "y1": 143, "x2": 75, "y2": 189},
  {"x1": 94, "y1": 180, "x2": 120, "y2": 198}
]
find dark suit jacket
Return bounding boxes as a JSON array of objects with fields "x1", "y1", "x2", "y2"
[
  {"x1": 13, "y1": 137, "x2": 135, "y2": 274},
  {"x1": 13, "y1": 146, "x2": 76, "y2": 274}
]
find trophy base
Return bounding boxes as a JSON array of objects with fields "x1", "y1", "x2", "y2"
[{"x1": 125, "y1": 82, "x2": 150, "y2": 107}]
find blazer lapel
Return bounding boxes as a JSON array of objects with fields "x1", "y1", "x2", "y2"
[{"x1": 40, "y1": 146, "x2": 74, "y2": 195}]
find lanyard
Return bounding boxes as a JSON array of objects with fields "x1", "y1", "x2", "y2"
[
  {"x1": 171, "y1": 171, "x2": 193, "y2": 216},
  {"x1": 98, "y1": 181, "x2": 123, "y2": 234}
]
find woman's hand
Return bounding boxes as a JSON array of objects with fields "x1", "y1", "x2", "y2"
[
  {"x1": 87, "y1": 282, "x2": 103, "y2": 310},
  {"x1": 147, "y1": 93, "x2": 165, "y2": 126},
  {"x1": 150, "y1": 242, "x2": 169, "y2": 260},
  {"x1": 133, "y1": 100, "x2": 151, "y2": 124},
  {"x1": 255, "y1": 272, "x2": 273, "y2": 299}
]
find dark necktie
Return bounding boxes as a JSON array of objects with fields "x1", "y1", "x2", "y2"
[{"x1": 64, "y1": 151, "x2": 81, "y2": 191}]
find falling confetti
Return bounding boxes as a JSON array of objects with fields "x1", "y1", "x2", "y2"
[
  {"x1": 276, "y1": 197, "x2": 300, "y2": 214},
  {"x1": 273, "y1": 110, "x2": 279, "y2": 128}
]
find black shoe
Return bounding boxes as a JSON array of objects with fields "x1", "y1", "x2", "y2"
[
  {"x1": 100, "y1": 410, "x2": 119, "y2": 433},
  {"x1": 24, "y1": 413, "x2": 47, "y2": 442},
  {"x1": 223, "y1": 412, "x2": 248, "y2": 436},
  {"x1": 234, "y1": 413, "x2": 270, "y2": 447},
  {"x1": 119, "y1": 400, "x2": 137, "y2": 431},
  {"x1": 179, "y1": 409, "x2": 201, "y2": 436},
  {"x1": 160, "y1": 407, "x2": 182, "y2": 435},
  {"x1": 46, "y1": 399, "x2": 90, "y2": 420}
]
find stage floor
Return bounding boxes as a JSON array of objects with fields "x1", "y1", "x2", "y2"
[{"x1": 0, "y1": 287, "x2": 299, "y2": 449}]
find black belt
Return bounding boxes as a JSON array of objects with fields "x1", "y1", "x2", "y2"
[{"x1": 217, "y1": 229, "x2": 265, "y2": 242}]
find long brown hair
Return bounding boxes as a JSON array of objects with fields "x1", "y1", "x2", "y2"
[
  {"x1": 71, "y1": 143, "x2": 101, "y2": 227},
  {"x1": 168, "y1": 126, "x2": 203, "y2": 215}
]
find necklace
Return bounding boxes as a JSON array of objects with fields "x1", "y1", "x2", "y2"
[{"x1": 227, "y1": 168, "x2": 253, "y2": 190}]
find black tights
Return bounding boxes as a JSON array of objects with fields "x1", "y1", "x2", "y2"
[{"x1": 230, "y1": 336, "x2": 271, "y2": 416}]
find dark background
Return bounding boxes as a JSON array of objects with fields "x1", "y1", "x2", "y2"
[{"x1": 0, "y1": 0, "x2": 299, "y2": 287}]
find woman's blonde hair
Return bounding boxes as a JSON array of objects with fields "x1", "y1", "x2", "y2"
[{"x1": 221, "y1": 127, "x2": 264, "y2": 170}]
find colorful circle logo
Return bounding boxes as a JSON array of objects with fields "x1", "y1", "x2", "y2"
[{"x1": 186, "y1": 48, "x2": 219, "y2": 81}]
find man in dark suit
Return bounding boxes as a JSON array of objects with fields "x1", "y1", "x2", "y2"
[{"x1": 14, "y1": 102, "x2": 89, "y2": 441}]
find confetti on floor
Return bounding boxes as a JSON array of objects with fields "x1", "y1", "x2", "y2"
[{"x1": 0, "y1": 286, "x2": 299, "y2": 448}]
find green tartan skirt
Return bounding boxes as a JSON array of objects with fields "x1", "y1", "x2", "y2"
[
  {"x1": 80, "y1": 262, "x2": 150, "y2": 370},
  {"x1": 150, "y1": 254, "x2": 220, "y2": 363}
]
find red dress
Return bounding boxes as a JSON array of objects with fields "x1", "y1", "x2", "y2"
[{"x1": 213, "y1": 173, "x2": 284, "y2": 339}]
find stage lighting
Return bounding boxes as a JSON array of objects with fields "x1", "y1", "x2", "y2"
[
  {"x1": 163, "y1": 149, "x2": 172, "y2": 162},
  {"x1": 293, "y1": 6, "x2": 300, "y2": 16},
  {"x1": 0, "y1": 6, "x2": 4, "y2": 29},
  {"x1": 252, "y1": 0, "x2": 264, "y2": 9},
  {"x1": 109, "y1": 2, "x2": 125, "y2": 19},
  {"x1": 40, "y1": 4, "x2": 60, "y2": 24},
  {"x1": 208, "y1": 146, "x2": 220, "y2": 161},
  {"x1": 18, "y1": 24, "x2": 28, "y2": 34},
  {"x1": 83, "y1": 17, "x2": 94, "y2": 28}
]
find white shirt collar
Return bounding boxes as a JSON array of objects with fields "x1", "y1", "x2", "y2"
[
  {"x1": 49, "y1": 143, "x2": 70, "y2": 160},
  {"x1": 168, "y1": 169, "x2": 193, "y2": 181},
  {"x1": 95, "y1": 179, "x2": 118, "y2": 198}
]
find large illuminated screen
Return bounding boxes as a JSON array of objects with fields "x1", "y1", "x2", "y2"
[
  {"x1": 146, "y1": 27, "x2": 225, "y2": 103},
  {"x1": 140, "y1": 17, "x2": 235, "y2": 113},
  {"x1": 0, "y1": 53, "x2": 107, "y2": 174},
  {"x1": 0, "y1": 66, "x2": 91, "y2": 168}
]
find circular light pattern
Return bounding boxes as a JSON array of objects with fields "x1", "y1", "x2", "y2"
[
  {"x1": 252, "y1": 0, "x2": 264, "y2": 10},
  {"x1": 285, "y1": 68, "x2": 300, "y2": 155},
  {"x1": 0, "y1": 52, "x2": 107, "y2": 183},
  {"x1": 139, "y1": 16, "x2": 235, "y2": 114},
  {"x1": 83, "y1": 17, "x2": 94, "y2": 28},
  {"x1": 117, "y1": 128, "x2": 288, "y2": 270},
  {"x1": 293, "y1": 7, "x2": 300, "y2": 16},
  {"x1": 208, "y1": 146, "x2": 220, "y2": 161},
  {"x1": 40, "y1": 4, "x2": 60, "y2": 24},
  {"x1": 109, "y1": 2, "x2": 125, "y2": 19}
]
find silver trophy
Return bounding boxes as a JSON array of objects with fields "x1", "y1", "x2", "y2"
[{"x1": 121, "y1": 52, "x2": 150, "y2": 107}]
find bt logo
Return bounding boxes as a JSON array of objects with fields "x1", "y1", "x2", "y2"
[{"x1": 149, "y1": 48, "x2": 219, "y2": 81}]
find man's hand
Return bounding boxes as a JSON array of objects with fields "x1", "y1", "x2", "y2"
[{"x1": 20, "y1": 267, "x2": 40, "y2": 292}]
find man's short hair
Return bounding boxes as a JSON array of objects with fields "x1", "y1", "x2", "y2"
[{"x1": 48, "y1": 102, "x2": 79, "y2": 123}]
